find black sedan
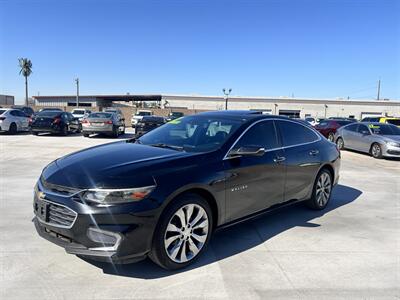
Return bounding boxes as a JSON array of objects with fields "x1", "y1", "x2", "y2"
[
  {"x1": 135, "y1": 115, "x2": 166, "y2": 137},
  {"x1": 33, "y1": 111, "x2": 340, "y2": 270},
  {"x1": 31, "y1": 111, "x2": 80, "y2": 135}
]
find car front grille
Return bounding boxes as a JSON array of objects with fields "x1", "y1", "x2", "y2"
[{"x1": 47, "y1": 202, "x2": 77, "y2": 228}]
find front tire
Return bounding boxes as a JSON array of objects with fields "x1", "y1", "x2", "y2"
[
  {"x1": 306, "y1": 169, "x2": 333, "y2": 210},
  {"x1": 336, "y1": 137, "x2": 344, "y2": 150},
  {"x1": 149, "y1": 193, "x2": 213, "y2": 270},
  {"x1": 371, "y1": 143, "x2": 383, "y2": 159},
  {"x1": 328, "y1": 132, "x2": 335, "y2": 142}
]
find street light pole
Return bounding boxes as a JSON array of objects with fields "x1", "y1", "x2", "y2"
[
  {"x1": 75, "y1": 78, "x2": 79, "y2": 107},
  {"x1": 222, "y1": 88, "x2": 232, "y2": 110}
]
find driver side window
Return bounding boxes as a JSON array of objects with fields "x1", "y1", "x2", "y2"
[{"x1": 235, "y1": 120, "x2": 279, "y2": 150}]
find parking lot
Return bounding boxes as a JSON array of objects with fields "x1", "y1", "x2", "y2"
[{"x1": 1, "y1": 131, "x2": 399, "y2": 299}]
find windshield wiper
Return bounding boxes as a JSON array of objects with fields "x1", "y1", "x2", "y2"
[{"x1": 149, "y1": 143, "x2": 185, "y2": 151}]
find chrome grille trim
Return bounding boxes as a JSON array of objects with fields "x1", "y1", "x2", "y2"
[{"x1": 36, "y1": 199, "x2": 78, "y2": 229}]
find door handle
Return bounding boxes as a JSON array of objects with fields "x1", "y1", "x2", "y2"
[
  {"x1": 273, "y1": 156, "x2": 286, "y2": 163},
  {"x1": 309, "y1": 150, "x2": 319, "y2": 156}
]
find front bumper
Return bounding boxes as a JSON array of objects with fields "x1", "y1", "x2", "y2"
[
  {"x1": 31, "y1": 124, "x2": 63, "y2": 133},
  {"x1": 32, "y1": 179, "x2": 160, "y2": 263}
]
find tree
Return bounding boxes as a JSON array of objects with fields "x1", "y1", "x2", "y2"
[{"x1": 18, "y1": 58, "x2": 33, "y2": 106}]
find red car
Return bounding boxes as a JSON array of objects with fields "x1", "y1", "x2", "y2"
[{"x1": 314, "y1": 119, "x2": 355, "y2": 141}]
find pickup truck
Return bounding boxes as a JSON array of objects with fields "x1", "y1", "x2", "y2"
[{"x1": 131, "y1": 110, "x2": 153, "y2": 127}]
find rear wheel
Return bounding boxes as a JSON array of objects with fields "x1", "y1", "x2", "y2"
[
  {"x1": 306, "y1": 169, "x2": 332, "y2": 210},
  {"x1": 371, "y1": 143, "x2": 383, "y2": 159},
  {"x1": 61, "y1": 125, "x2": 68, "y2": 136},
  {"x1": 328, "y1": 132, "x2": 335, "y2": 142},
  {"x1": 32, "y1": 131, "x2": 39, "y2": 136},
  {"x1": 8, "y1": 123, "x2": 17, "y2": 135},
  {"x1": 112, "y1": 126, "x2": 119, "y2": 138},
  {"x1": 149, "y1": 193, "x2": 213, "y2": 270},
  {"x1": 83, "y1": 133, "x2": 89, "y2": 138},
  {"x1": 336, "y1": 137, "x2": 344, "y2": 150}
]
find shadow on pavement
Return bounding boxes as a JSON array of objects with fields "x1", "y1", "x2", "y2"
[{"x1": 82, "y1": 184, "x2": 362, "y2": 279}]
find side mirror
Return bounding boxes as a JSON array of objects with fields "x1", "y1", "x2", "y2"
[{"x1": 228, "y1": 146, "x2": 265, "y2": 158}]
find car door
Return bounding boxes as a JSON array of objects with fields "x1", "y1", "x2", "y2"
[
  {"x1": 16, "y1": 110, "x2": 29, "y2": 130},
  {"x1": 275, "y1": 119, "x2": 322, "y2": 202},
  {"x1": 341, "y1": 123, "x2": 359, "y2": 150},
  {"x1": 354, "y1": 124, "x2": 373, "y2": 153},
  {"x1": 224, "y1": 120, "x2": 286, "y2": 221}
]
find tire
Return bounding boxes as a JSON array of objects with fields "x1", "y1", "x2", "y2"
[
  {"x1": 61, "y1": 125, "x2": 68, "y2": 136},
  {"x1": 305, "y1": 169, "x2": 333, "y2": 210},
  {"x1": 8, "y1": 123, "x2": 17, "y2": 135},
  {"x1": 328, "y1": 132, "x2": 335, "y2": 142},
  {"x1": 336, "y1": 137, "x2": 344, "y2": 150},
  {"x1": 121, "y1": 125, "x2": 125, "y2": 135},
  {"x1": 149, "y1": 193, "x2": 213, "y2": 270},
  {"x1": 77, "y1": 124, "x2": 82, "y2": 133},
  {"x1": 83, "y1": 133, "x2": 89, "y2": 138},
  {"x1": 371, "y1": 143, "x2": 383, "y2": 159}
]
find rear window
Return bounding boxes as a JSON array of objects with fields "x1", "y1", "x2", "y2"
[
  {"x1": 136, "y1": 111, "x2": 152, "y2": 116},
  {"x1": 37, "y1": 111, "x2": 62, "y2": 117},
  {"x1": 386, "y1": 119, "x2": 400, "y2": 126},
  {"x1": 89, "y1": 113, "x2": 112, "y2": 118},
  {"x1": 72, "y1": 110, "x2": 86, "y2": 114}
]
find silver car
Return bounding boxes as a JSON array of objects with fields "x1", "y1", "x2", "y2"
[
  {"x1": 0, "y1": 108, "x2": 30, "y2": 134},
  {"x1": 335, "y1": 122, "x2": 400, "y2": 159},
  {"x1": 82, "y1": 112, "x2": 125, "y2": 138}
]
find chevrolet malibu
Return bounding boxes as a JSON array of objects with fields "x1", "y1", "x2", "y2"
[{"x1": 33, "y1": 111, "x2": 340, "y2": 270}]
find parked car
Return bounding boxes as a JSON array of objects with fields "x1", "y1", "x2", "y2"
[
  {"x1": 82, "y1": 112, "x2": 125, "y2": 138},
  {"x1": 131, "y1": 110, "x2": 153, "y2": 127},
  {"x1": 135, "y1": 116, "x2": 166, "y2": 137},
  {"x1": 304, "y1": 117, "x2": 317, "y2": 126},
  {"x1": 166, "y1": 111, "x2": 184, "y2": 122},
  {"x1": 293, "y1": 118, "x2": 315, "y2": 128},
  {"x1": 30, "y1": 111, "x2": 80, "y2": 135},
  {"x1": 33, "y1": 111, "x2": 340, "y2": 270},
  {"x1": 71, "y1": 109, "x2": 91, "y2": 120},
  {"x1": 314, "y1": 119, "x2": 355, "y2": 142},
  {"x1": 361, "y1": 116, "x2": 400, "y2": 127},
  {"x1": 0, "y1": 108, "x2": 31, "y2": 134},
  {"x1": 328, "y1": 117, "x2": 357, "y2": 122},
  {"x1": 335, "y1": 122, "x2": 400, "y2": 159},
  {"x1": 11, "y1": 105, "x2": 35, "y2": 117}
]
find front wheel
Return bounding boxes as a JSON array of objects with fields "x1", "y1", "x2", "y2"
[
  {"x1": 149, "y1": 194, "x2": 213, "y2": 270},
  {"x1": 305, "y1": 169, "x2": 332, "y2": 210},
  {"x1": 336, "y1": 137, "x2": 344, "y2": 150},
  {"x1": 371, "y1": 143, "x2": 383, "y2": 159},
  {"x1": 328, "y1": 132, "x2": 335, "y2": 142}
]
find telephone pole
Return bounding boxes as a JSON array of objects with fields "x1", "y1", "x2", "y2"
[
  {"x1": 376, "y1": 79, "x2": 381, "y2": 100},
  {"x1": 75, "y1": 78, "x2": 80, "y2": 107}
]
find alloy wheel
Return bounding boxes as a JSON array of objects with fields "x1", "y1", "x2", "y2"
[
  {"x1": 372, "y1": 144, "x2": 381, "y2": 158},
  {"x1": 316, "y1": 172, "x2": 332, "y2": 207},
  {"x1": 164, "y1": 204, "x2": 209, "y2": 263}
]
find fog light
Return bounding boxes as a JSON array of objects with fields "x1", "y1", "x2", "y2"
[{"x1": 87, "y1": 228, "x2": 122, "y2": 251}]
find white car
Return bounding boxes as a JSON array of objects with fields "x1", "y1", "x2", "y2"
[
  {"x1": 0, "y1": 108, "x2": 31, "y2": 134},
  {"x1": 131, "y1": 110, "x2": 153, "y2": 127},
  {"x1": 305, "y1": 117, "x2": 317, "y2": 126},
  {"x1": 71, "y1": 109, "x2": 91, "y2": 121}
]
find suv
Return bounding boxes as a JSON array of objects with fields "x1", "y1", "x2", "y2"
[
  {"x1": 11, "y1": 105, "x2": 35, "y2": 117},
  {"x1": 131, "y1": 110, "x2": 153, "y2": 127}
]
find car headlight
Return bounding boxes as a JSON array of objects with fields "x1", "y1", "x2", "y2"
[
  {"x1": 386, "y1": 141, "x2": 400, "y2": 147},
  {"x1": 82, "y1": 185, "x2": 156, "y2": 204}
]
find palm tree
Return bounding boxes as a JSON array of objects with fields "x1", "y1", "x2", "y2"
[{"x1": 18, "y1": 58, "x2": 33, "y2": 106}]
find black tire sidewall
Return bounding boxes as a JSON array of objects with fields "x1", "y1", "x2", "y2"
[
  {"x1": 150, "y1": 194, "x2": 213, "y2": 270},
  {"x1": 306, "y1": 169, "x2": 333, "y2": 210},
  {"x1": 9, "y1": 123, "x2": 17, "y2": 134}
]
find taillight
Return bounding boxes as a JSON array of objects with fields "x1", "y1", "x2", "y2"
[
  {"x1": 104, "y1": 120, "x2": 112, "y2": 124},
  {"x1": 53, "y1": 117, "x2": 61, "y2": 124},
  {"x1": 28, "y1": 117, "x2": 33, "y2": 124},
  {"x1": 82, "y1": 119, "x2": 89, "y2": 124}
]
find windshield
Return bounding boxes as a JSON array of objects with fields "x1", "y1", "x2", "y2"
[
  {"x1": 136, "y1": 111, "x2": 151, "y2": 116},
  {"x1": 368, "y1": 124, "x2": 400, "y2": 135},
  {"x1": 72, "y1": 110, "x2": 85, "y2": 114},
  {"x1": 89, "y1": 112, "x2": 112, "y2": 118},
  {"x1": 386, "y1": 119, "x2": 400, "y2": 126},
  {"x1": 137, "y1": 115, "x2": 244, "y2": 152},
  {"x1": 37, "y1": 111, "x2": 62, "y2": 117}
]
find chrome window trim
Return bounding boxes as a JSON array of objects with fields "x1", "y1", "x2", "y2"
[{"x1": 223, "y1": 118, "x2": 321, "y2": 160}]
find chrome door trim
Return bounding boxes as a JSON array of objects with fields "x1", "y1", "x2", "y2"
[{"x1": 223, "y1": 118, "x2": 321, "y2": 160}]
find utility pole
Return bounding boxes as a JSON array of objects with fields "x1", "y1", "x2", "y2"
[
  {"x1": 377, "y1": 79, "x2": 381, "y2": 100},
  {"x1": 222, "y1": 88, "x2": 232, "y2": 110},
  {"x1": 75, "y1": 78, "x2": 80, "y2": 107}
]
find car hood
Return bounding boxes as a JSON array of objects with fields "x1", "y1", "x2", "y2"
[{"x1": 42, "y1": 141, "x2": 196, "y2": 189}]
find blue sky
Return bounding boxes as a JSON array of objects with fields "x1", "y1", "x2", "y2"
[{"x1": 0, "y1": 0, "x2": 399, "y2": 104}]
